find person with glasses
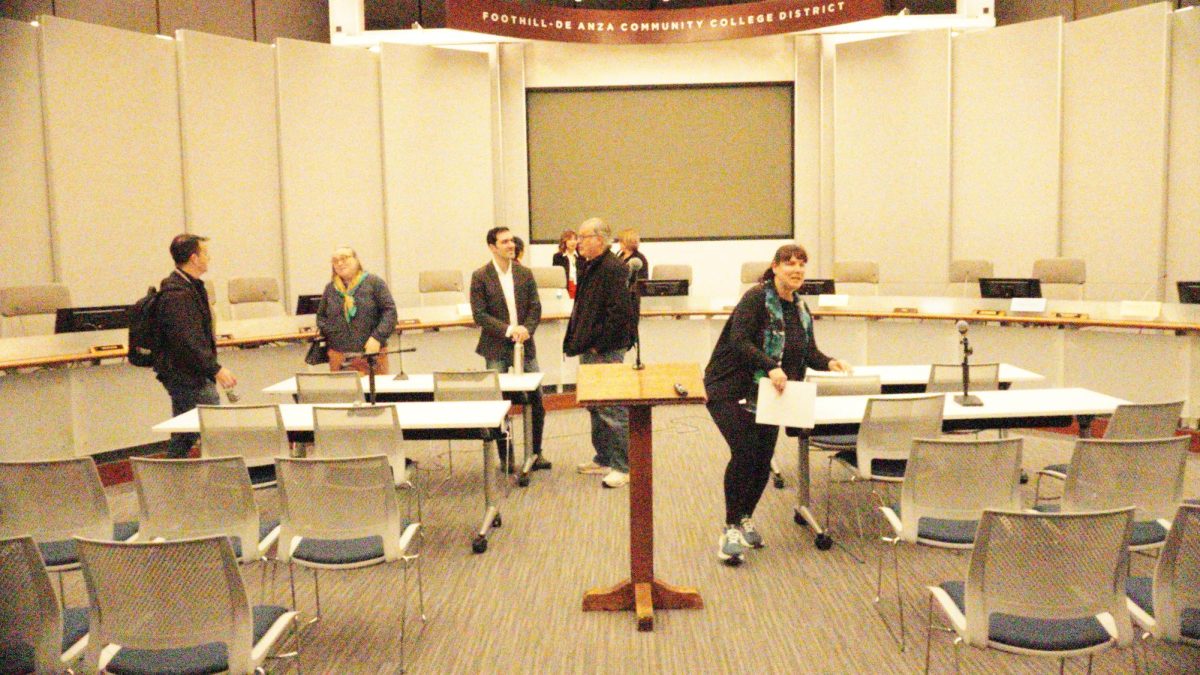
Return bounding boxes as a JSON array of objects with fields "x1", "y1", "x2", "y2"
[
  {"x1": 316, "y1": 247, "x2": 398, "y2": 375},
  {"x1": 565, "y1": 218, "x2": 638, "y2": 489}
]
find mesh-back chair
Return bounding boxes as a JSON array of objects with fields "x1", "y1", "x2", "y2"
[
  {"x1": 275, "y1": 456, "x2": 423, "y2": 669},
  {"x1": 295, "y1": 371, "x2": 364, "y2": 404},
  {"x1": 227, "y1": 277, "x2": 285, "y2": 320},
  {"x1": 1035, "y1": 401, "x2": 1184, "y2": 503},
  {"x1": 196, "y1": 404, "x2": 290, "y2": 489},
  {"x1": 806, "y1": 374, "x2": 884, "y2": 450},
  {"x1": 0, "y1": 458, "x2": 137, "y2": 605},
  {"x1": 925, "y1": 363, "x2": 1000, "y2": 394},
  {"x1": 418, "y1": 269, "x2": 466, "y2": 307},
  {"x1": 874, "y1": 437, "x2": 1023, "y2": 651},
  {"x1": 1045, "y1": 437, "x2": 1190, "y2": 553},
  {"x1": 1126, "y1": 503, "x2": 1200, "y2": 650},
  {"x1": 76, "y1": 536, "x2": 299, "y2": 674},
  {"x1": 433, "y1": 370, "x2": 507, "y2": 473},
  {"x1": 1032, "y1": 257, "x2": 1086, "y2": 300},
  {"x1": 924, "y1": 508, "x2": 1135, "y2": 674},
  {"x1": 0, "y1": 535, "x2": 89, "y2": 673},
  {"x1": 311, "y1": 405, "x2": 410, "y2": 487},
  {"x1": 131, "y1": 457, "x2": 279, "y2": 564},
  {"x1": 948, "y1": 260, "x2": 993, "y2": 297},
  {"x1": 827, "y1": 395, "x2": 944, "y2": 538}
]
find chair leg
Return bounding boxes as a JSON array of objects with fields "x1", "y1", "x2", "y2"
[
  {"x1": 924, "y1": 594, "x2": 935, "y2": 674},
  {"x1": 56, "y1": 571, "x2": 67, "y2": 610},
  {"x1": 312, "y1": 568, "x2": 322, "y2": 620},
  {"x1": 398, "y1": 562, "x2": 409, "y2": 674},
  {"x1": 1086, "y1": 654, "x2": 1093, "y2": 674},
  {"x1": 874, "y1": 535, "x2": 906, "y2": 651},
  {"x1": 953, "y1": 637, "x2": 962, "y2": 674}
]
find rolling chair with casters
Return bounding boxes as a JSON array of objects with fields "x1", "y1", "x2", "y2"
[
  {"x1": 196, "y1": 404, "x2": 290, "y2": 488},
  {"x1": 1125, "y1": 503, "x2": 1200, "y2": 667}
]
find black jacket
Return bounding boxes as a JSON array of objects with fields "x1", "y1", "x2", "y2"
[
  {"x1": 154, "y1": 269, "x2": 220, "y2": 388},
  {"x1": 470, "y1": 261, "x2": 541, "y2": 362},
  {"x1": 563, "y1": 250, "x2": 636, "y2": 357},
  {"x1": 704, "y1": 283, "x2": 834, "y2": 403}
]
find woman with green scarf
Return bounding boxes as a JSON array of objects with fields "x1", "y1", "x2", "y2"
[
  {"x1": 316, "y1": 246, "x2": 398, "y2": 375},
  {"x1": 703, "y1": 243, "x2": 849, "y2": 566}
]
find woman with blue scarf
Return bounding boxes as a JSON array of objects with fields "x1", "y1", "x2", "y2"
[
  {"x1": 316, "y1": 247, "x2": 398, "y2": 375},
  {"x1": 703, "y1": 244, "x2": 849, "y2": 565}
]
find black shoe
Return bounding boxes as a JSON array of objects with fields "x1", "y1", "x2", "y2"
[{"x1": 530, "y1": 455, "x2": 552, "y2": 471}]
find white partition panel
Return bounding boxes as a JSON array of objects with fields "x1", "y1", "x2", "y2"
[
  {"x1": 380, "y1": 43, "x2": 493, "y2": 307},
  {"x1": 0, "y1": 19, "x2": 53, "y2": 287},
  {"x1": 833, "y1": 30, "x2": 952, "y2": 296},
  {"x1": 1166, "y1": 8, "x2": 1200, "y2": 301},
  {"x1": 952, "y1": 18, "x2": 1061, "y2": 278},
  {"x1": 177, "y1": 30, "x2": 283, "y2": 299},
  {"x1": 40, "y1": 16, "x2": 184, "y2": 305},
  {"x1": 1061, "y1": 3, "x2": 1171, "y2": 301},
  {"x1": 794, "y1": 35, "x2": 822, "y2": 253},
  {"x1": 498, "y1": 43, "x2": 529, "y2": 242},
  {"x1": 276, "y1": 38, "x2": 385, "y2": 302}
]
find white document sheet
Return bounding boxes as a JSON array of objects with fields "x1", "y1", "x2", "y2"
[{"x1": 754, "y1": 379, "x2": 816, "y2": 429}]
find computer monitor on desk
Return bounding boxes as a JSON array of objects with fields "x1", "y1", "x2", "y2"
[
  {"x1": 979, "y1": 278, "x2": 1042, "y2": 299},
  {"x1": 798, "y1": 279, "x2": 835, "y2": 296},
  {"x1": 1178, "y1": 281, "x2": 1200, "y2": 305},
  {"x1": 295, "y1": 294, "x2": 322, "y2": 315},
  {"x1": 637, "y1": 279, "x2": 689, "y2": 297},
  {"x1": 54, "y1": 305, "x2": 131, "y2": 333}
]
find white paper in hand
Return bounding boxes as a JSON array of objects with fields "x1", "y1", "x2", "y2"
[{"x1": 754, "y1": 379, "x2": 816, "y2": 429}]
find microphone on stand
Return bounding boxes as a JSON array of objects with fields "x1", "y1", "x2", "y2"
[
  {"x1": 954, "y1": 320, "x2": 983, "y2": 407},
  {"x1": 627, "y1": 258, "x2": 644, "y2": 371}
]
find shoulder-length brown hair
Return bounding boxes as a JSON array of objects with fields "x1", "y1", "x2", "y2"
[
  {"x1": 557, "y1": 229, "x2": 577, "y2": 255},
  {"x1": 760, "y1": 244, "x2": 809, "y2": 283}
]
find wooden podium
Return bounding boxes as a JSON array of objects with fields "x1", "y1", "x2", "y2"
[{"x1": 577, "y1": 362, "x2": 706, "y2": 631}]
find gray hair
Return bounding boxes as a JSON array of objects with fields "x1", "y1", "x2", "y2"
[{"x1": 580, "y1": 217, "x2": 611, "y2": 242}]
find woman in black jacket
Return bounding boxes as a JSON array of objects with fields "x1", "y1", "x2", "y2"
[
  {"x1": 551, "y1": 229, "x2": 581, "y2": 298},
  {"x1": 704, "y1": 243, "x2": 849, "y2": 565}
]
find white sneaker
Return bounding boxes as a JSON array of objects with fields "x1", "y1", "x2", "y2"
[
  {"x1": 718, "y1": 526, "x2": 748, "y2": 565},
  {"x1": 576, "y1": 461, "x2": 609, "y2": 475},
  {"x1": 602, "y1": 470, "x2": 629, "y2": 488}
]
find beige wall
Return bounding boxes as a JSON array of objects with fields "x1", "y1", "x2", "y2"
[
  {"x1": 40, "y1": 16, "x2": 184, "y2": 305},
  {"x1": 1166, "y1": 8, "x2": 1200, "y2": 299},
  {"x1": 0, "y1": 19, "x2": 53, "y2": 287}
]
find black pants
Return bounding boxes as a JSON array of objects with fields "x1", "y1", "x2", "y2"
[
  {"x1": 708, "y1": 399, "x2": 779, "y2": 526},
  {"x1": 485, "y1": 355, "x2": 545, "y2": 463}
]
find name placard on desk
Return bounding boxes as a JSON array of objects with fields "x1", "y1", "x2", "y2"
[
  {"x1": 817, "y1": 294, "x2": 849, "y2": 308},
  {"x1": 1009, "y1": 297, "x2": 1047, "y2": 314},
  {"x1": 1119, "y1": 301, "x2": 1161, "y2": 321},
  {"x1": 397, "y1": 318, "x2": 420, "y2": 326}
]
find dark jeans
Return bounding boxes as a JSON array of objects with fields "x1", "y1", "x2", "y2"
[
  {"x1": 579, "y1": 349, "x2": 629, "y2": 473},
  {"x1": 162, "y1": 379, "x2": 220, "y2": 458},
  {"x1": 485, "y1": 351, "x2": 545, "y2": 462},
  {"x1": 708, "y1": 399, "x2": 779, "y2": 526}
]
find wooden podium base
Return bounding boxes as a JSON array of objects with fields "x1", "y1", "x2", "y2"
[{"x1": 583, "y1": 578, "x2": 704, "y2": 631}]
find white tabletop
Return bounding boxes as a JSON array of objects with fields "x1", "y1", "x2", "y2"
[
  {"x1": 805, "y1": 363, "x2": 1043, "y2": 386},
  {"x1": 153, "y1": 400, "x2": 512, "y2": 434},
  {"x1": 809, "y1": 387, "x2": 1127, "y2": 427},
  {"x1": 262, "y1": 372, "x2": 545, "y2": 396}
]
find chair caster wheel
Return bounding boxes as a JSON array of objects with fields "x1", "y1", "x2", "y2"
[
  {"x1": 814, "y1": 534, "x2": 833, "y2": 551},
  {"x1": 518, "y1": 475, "x2": 530, "y2": 487},
  {"x1": 492, "y1": 514, "x2": 502, "y2": 528},
  {"x1": 472, "y1": 536, "x2": 488, "y2": 554},
  {"x1": 773, "y1": 476, "x2": 786, "y2": 489},
  {"x1": 794, "y1": 511, "x2": 806, "y2": 526},
  {"x1": 1019, "y1": 469, "x2": 1030, "y2": 485}
]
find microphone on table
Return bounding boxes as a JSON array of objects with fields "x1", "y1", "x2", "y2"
[
  {"x1": 626, "y1": 257, "x2": 643, "y2": 286},
  {"x1": 954, "y1": 320, "x2": 983, "y2": 407},
  {"x1": 627, "y1": 258, "x2": 644, "y2": 371}
]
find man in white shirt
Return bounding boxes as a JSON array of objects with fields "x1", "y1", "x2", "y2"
[{"x1": 469, "y1": 227, "x2": 549, "y2": 472}]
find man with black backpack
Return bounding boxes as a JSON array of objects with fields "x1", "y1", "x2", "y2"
[{"x1": 155, "y1": 234, "x2": 237, "y2": 458}]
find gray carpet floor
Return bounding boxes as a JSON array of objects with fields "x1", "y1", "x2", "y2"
[{"x1": 92, "y1": 405, "x2": 1200, "y2": 674}]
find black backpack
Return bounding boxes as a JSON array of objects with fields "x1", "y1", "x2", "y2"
[{"x1": 127, "y1": 286, "x2": 160, "y2": 367}]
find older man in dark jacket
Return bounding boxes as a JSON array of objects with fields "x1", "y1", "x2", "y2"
[
  {"x1": 564, "y1": 217, "x2": 637, "y2": 488},
  {"x1": 154, "y1": 234, "x2": 236, "y2": 458}
]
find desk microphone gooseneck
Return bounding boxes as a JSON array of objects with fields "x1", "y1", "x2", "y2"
[
  {"x1": 955, "y1": 320, "x2": 983, "y2": 407},
  {"x1": 627, "y1": 258, "x2": 644, "y2": 371}
]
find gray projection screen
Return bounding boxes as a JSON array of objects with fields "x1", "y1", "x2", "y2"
[{"x1": 527, "y1": 84, "x2": 794, "y2": 242}]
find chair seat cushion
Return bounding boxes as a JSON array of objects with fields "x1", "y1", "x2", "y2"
[
  {"x1": 292, "y1": 535, "x2": 384, "y2": 565},
  {"x1": 231, "y1": 519, "x2": 281, "y2": 559},
  {"x1": 247, "y1": 464, "x2": 277, "y2": 487},
  {"x1": 811, "y1": 434, "x2": 858, "y2": 448},
  {"x1": 1126, "y1": 576, "x2": 1154, "y2": 616},
  {"x1": 62, "y1": 605, "x2": 90, "y2": 652},
  {"x1": 940, "y1": 581, "x2": 1112, "y2": 652},
  {"x1": 1184, "y1": 608, "x2": 1200, "y2": 641},
  {"x1": 105, "y1": 605, "x2": 288, "y2": 675},
  {"x1": 833, "y1": 451, "x2": 907, "y2": 479},
  {"x1": 39, "y1": 521, "x2": 141, "y2": 568},
  {"x1": 893, "y1": 504, "x2": 978, "y2": 544},
  {"x1": 1041, "y1": 463, "x2": 1068, "y2": 476},
  {"x1": 1033, "y1": 508, "x2": 1165, "y2": 547}
]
